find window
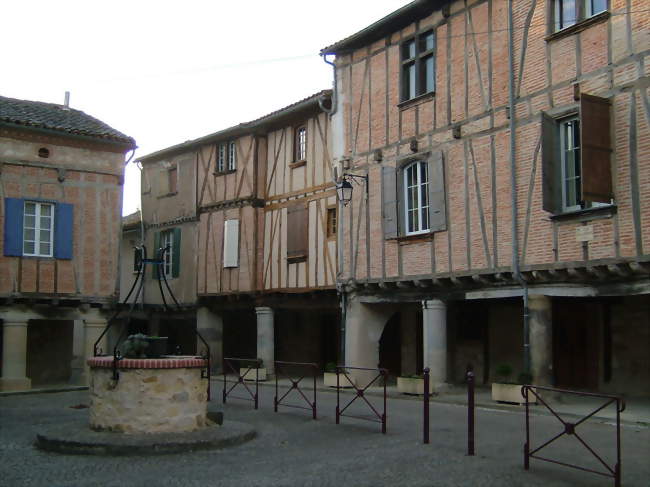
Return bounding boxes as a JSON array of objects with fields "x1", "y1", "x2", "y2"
[
  {"x1": 542, "y1": 94, "x2": 613, "y2": 214},
  {"x1": 3, "y1": 198, "x2": 73, "y2": 259},
  {"x1": 403, "y1": 161, "x2": 430, "y2": 235},
  {"x1": 217, "y1": 143, "x2": 226, "y2": 172},
  {"x1": 223, "y1": 219, "x2": 239, "y2": 268},
  {"x1": 287, "y1": 204, "x2": 308, "y2": 263},
  {"x1": 153, "y1": 228, "x2": 181, "y2": 279},
  {"x1": 553, "y1": 0, "x2": 607, "y2": 31},
  {"x1": 228, "y1": 141, "x2": 237, "y2": 171},
  {"x1": 294, "y1": 125, "x2": 307, "y2": 162},
  {"x1": 401, "y1": 30, "x2": 435, "y2": 102},
  {"x1": 168, "y1": 166, "x2": 177, "y2": 194},
  {"x1": 381, "y1": 151, "x2": 446, "y2": 239},
  {"x1": 326, "y1": 207, "x2": 337, "y2": 239}
]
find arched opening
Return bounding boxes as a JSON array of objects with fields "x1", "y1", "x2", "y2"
[{"x1": 379, "y1": 312, "x2": 401, "y2": 378}]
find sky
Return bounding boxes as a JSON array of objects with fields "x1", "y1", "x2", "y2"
[{"x1": 2, "y1": 0, "x2": 408, "y2": 215}]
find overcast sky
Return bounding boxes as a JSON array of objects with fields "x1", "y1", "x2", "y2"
[{"x1": 2, "y1": 0, "x2": 407, "y2": 215}]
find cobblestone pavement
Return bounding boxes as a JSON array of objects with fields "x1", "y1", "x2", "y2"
[{"x1": 1, "y1": 385, "x2": 648, "y2": 487}]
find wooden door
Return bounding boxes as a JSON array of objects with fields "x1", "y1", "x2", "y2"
[{"x1": 553, "y1": 299, "x2": 600, "y2": 390}]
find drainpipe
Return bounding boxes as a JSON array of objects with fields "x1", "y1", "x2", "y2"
[
  {"x1": 507, "y1": 0, "x2": 530, "y2": 375},
  {"x1": 320, "y1": 53, "x2": 338, "y2": 115},
  {"x1": 136, "y1": 160, "x2": 146, "y2": 309}
]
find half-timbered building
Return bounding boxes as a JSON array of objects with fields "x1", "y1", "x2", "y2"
[
  {"x1": 0, "y1": 95, "x2": 136, "y2": 391},
  {"x1": 322, "y1": 0, "x2": 649, "y2": 395},
  {"x1": 135, "y1": 91, "x2": 339, "y2": 375}
]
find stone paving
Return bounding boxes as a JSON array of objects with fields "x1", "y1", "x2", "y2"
[{"x1": 1, "y1": 384, "x2": 648, "y2": 487}]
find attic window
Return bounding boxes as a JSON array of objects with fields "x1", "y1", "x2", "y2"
[{"x1": 38, "y1": 148, "x2": 50, "y2": 158}]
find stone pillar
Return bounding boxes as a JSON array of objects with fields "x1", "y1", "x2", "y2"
[
  {"x1": 196, "y1": 307, "x2": 223, "y2": 374},
  {"x1": 422, "y1": 299, "x2": 448, "y2": 388},
  {"x1": 255, "y1": 307, "x2": 274, "y2": 377},
  {"x1": 82, "y1": 310, "x2": 108, "y2": 385},
  {"x1": 0, "y1": 314, "x2": 31, "y2": 391},
  {"x1": 529, "y1": 294, "x2": 553, "y2": 387},
  {"x1": 69, "y1": 319, "x2": 86, "y2": 385}
]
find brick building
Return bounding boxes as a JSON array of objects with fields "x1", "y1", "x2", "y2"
[
  {"x1": 0, "y1": 95, "x2": 135, "y2": 391},
  {"x1": 322, "y1": 0, "x2": 649, "y2": 395}
]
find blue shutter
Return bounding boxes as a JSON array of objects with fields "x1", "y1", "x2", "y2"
[
  {"x1": 3, "y1": 198, "x2": 24, "y2": 256},
  {"x1": 54, "y1": 203, "x2": 74, "y2": 259}
]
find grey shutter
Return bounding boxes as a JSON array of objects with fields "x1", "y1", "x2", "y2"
[
  {"x1": 382, "y1": 166, "x2": 398, "y2": 238},
  {"x1": 428, "y1": 150, "x2": 447, "y2": 232},
  {"x1": 580, "y1": 94, "x2": 612, "y2": 203},
  {"x1": 287, "y1": 204, "x2": 308, "y2": 260},
  {"x1": 223, "y1": 219, "x2": 239, "y2": 268},
  {"x1": 541, "y1": 111, "x2": 560, "y2": 214}
]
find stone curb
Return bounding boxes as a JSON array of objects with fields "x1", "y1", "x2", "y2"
[
  {"x1": 34, "y1": 418, "x2": 256, "y2": 456},
  {"x1": 0, "y1": 386, "x2": 88, "y2": 397}
]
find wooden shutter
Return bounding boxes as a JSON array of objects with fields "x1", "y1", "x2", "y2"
[
  {"x1": 580, "y1": 94, "x2": 612, "y2": 203},
  {"x1": 287, "y1": 204, "x2": 308, "y2": 261},
  {"x1": 152, "y1": 231, "x2": 160, "y2": 279},
  {"x1": 172, "y1": 227, "x2": 181, "y2": 277},
  {"x1": 541, "y1": 111, "x2": 560, "y2": 214},
  {"x1": 223, "y1": 219, "x2": 239, "y2": 268},
  {"x1": 428, "y1": 150, "x2": 447, "y2": 232},
  {"x1": 3, "y1": 198, "x2": 24, "y2": 256},
  {"x1": 54, "y1": 203, "x2": 73, "y2": 259},
  {"x1": 382, "y1": 166, "x2": 398, "y2": 239}
]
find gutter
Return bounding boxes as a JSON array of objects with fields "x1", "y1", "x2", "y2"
[
  {"x1": 507, "y1": 0, "x2": 530, "y2": 375},
  {"x1": 320, "y1": 54, "x2": 337, "y2": 115}
]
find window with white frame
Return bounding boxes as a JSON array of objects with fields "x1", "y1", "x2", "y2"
[
  {"x1": 217, "y1": 143, "x2": 226, "y2": 172},
  {"x1": 161, "y1": 230, "x2": 174, "y2": 278},
  {"x1": 23, "y1": 201, "x2": 54, "y2": 257},
  {"x1": 560, "y1": 117, "x2": 582, "y2": 212},
  {"x1": 403, "y1": 161, "x2": 430, "y2": 235},
  {"x1": 553, "y1": 0, "x2": 607, "y2": 31},
  {"x1": 228, "y1": 141, "x2": 237, "y2": 171},
  {"x1": 401, "y1": 30, "x2": 435, "y2": 102},
  {"x1": 294, "y1": 125, "x2": 307, "y2": 161}
]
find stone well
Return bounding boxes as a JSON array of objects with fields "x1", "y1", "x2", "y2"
[{"x1": 88, "y1": 356, "x2": 208, "y2": 434}]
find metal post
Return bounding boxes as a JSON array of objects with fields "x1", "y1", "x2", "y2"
[
  {"x1": 254, "y1": 362, "x2": 259, "y2": 410},
  {"x1": 524, "y1": 385, "x2": 530, "y2": 470},
  {"x1": 222, "y1": 360, "x2": 227, "y2": 404},
  {"x1": 382, "y1": 369, "x2": 387, "y2": 435},
  {"x1": 336, "y1": 366, "x2": 340, "y2": 425},
  {"x1": 467, "y1": 370, "x2": 475, "y2": 456},
  {"x1": 615, "y1": 398, "x2": 621, "y2": 487},
  {"x1": 313, "y1": 367, "x2": 317, "y2": 420},
  {"x1": 423, "y1": 368, "x2": 430, "y2": 444},
  {"x1": 274, "y1": 364, "x2": 278, "y2": 413}
]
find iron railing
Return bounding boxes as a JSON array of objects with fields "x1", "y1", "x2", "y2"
[
  {"x1": 335, "y1": 365, "x2": 388, "y2": 434},
  {"x1": 274, "y1": 361, "x2": 318, "y2": 419},
  {"x1": 222, "y1": 357, "x2": 262, "y2": 409}
]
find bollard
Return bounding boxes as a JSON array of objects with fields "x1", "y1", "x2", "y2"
[
  {"x1": 467, "y1": 370, "x2": 475, "y2": 456},
  {"x1": 423, "y1": 368, "x2": 430, "y2": 444}
]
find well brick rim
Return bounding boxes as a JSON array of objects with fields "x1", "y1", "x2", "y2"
[{"x1": 87, "y1": 356, "x2": 207, "y2": 369}]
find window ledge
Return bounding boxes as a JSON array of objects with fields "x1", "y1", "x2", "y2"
[
  {"x1": 397, "y1": 91, "x2": 435, "y2": 110},
  {"x1": 213, "y1": 169, "x2": 236, "y2": 177},
  {"x1": 157, "y1": 191, "x2": 178, "y2": 199},
  {"x1": 287, "y1": 255, "x2": 307, "y2": 264},
  {"x1": 290, "y1": 160, "x2": 307, "y2": 169},
  {"x1": 550, "y1": 204, "x2": 617, "y2": 222},
  {"x1": 395, "y1": 232, "x2": 434, "y2": 244},
  {"x1": 546, "y1": 11, "x2": 610, "y2": 42}
]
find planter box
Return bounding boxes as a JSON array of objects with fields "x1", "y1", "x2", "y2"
[
  {"x1": 240, "y1": 367, "x2": 267, "y2": 381},
  {"x1": 491, "y1": 383, "x2": 536, "y2": 405},
  {"x1": 323, "y1": 372, "x2": 353, "y2": 388},
  {"x1": 397, "y1": 377, "x2": 433, "y2": 395}
]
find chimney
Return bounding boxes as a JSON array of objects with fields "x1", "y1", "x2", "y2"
[{"x1": 63, "y1": 91, "x2": 70, "y2": 110}]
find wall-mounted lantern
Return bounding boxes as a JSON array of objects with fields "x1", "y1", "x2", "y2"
[{"x1": 336, "y1": 173, "x2": 368, "y2": 206}]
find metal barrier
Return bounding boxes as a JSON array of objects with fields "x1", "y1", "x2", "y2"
[
  {"x1": 222, "y1": 358, "x2": 262, "y2": 409},
  {"x1": 467, "y1": 369, "x2": 475, "y2": 456},
  {"x1": 335, "y1": 365, "x2": 388, "y2": 434},
  {"x1": 522, "y1": 385, "x2": 625, "y2": 487},
  {"x1": 423, "y1": 368, "x2": 430, "y2": 444},
  {"x1": 274, "y1": 361, "x2": 318, "y2": 419}
]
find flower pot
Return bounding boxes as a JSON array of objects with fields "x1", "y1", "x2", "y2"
[
  {"x1": 491, "y1": 383, "x2": 536, "y2": 405},
  {"x1": 397, "y1": 376, "x2": 433, "y2": 395},
  {"x1": 323, "y1": 372, "x2": 353, "y2": 388},
  {"x1": 240, "y1": 367, "x2": 267, "y2": 381},
  {"x1": 145, "y1": 337, "x2": 168, "y2": 358}
]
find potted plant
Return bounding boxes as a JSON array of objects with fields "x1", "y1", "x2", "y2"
[
  {"x1": 120, "y1": 334, "x2": 168, "y2": 359},
  {"x1": 397, "y1": 373, "x2": 432, "y2": 395},
  {"x1": 323, "y1": 363, "x2": 352, "y2": 388},
  {"x1": 241, "y1": 360, "x2": 266, "y2": 381},
  {"x1": 491, "y1": 364, "x2": 536, "y2": 404}
]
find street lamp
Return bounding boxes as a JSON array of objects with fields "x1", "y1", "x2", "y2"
[{"x1": 336, "y1": 173, "x2": 368, "y2": 206}]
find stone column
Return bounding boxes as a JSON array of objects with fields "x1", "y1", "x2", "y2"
[
  {"x1": 422, "y1": 299, "x2": 448, "y2": 388},
  {"x1": 69, "y1": 319, "x2": 86, "y2": 385},
  {"x1": 196, "y1": 307, "x2": 223, "y2": 374},
  {"x1": 82, "y1": 310, "x2": 108, "y2": 385},
  {"x1": 255, "y1": 307, "x2": 274, "y2": 377},
  {"x1": 529, "y1": 294, "x2": 553, "y2": 387},
  {"x1": 0, "y1": 314, "x2": 31, "y2": 391}
]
